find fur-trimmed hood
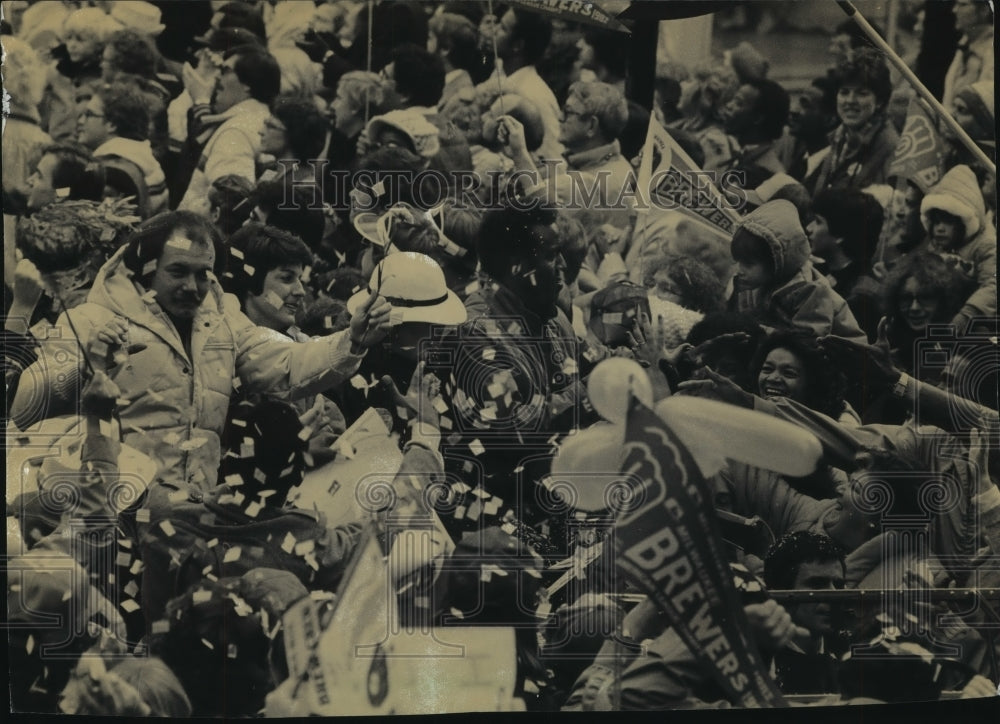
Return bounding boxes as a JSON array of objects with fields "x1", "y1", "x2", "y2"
[{"x1": 920, "y1": 164, "x2": 986, "y2": 240}]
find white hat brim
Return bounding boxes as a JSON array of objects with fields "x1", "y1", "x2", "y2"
[{"x1": 346, "y1": 286, "x2": 467, "y2": 326}]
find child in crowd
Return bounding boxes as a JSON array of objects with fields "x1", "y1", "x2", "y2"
[{"x1": 729, "y1": 200, "x2": 867, "y2": 342}]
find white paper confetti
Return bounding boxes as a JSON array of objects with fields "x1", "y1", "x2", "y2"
[{"x1": 223, "y1": 546, "x2": 242, "y2": 563}]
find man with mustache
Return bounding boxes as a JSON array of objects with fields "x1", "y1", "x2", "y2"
[
  {"x1": 763, "y1": 531, "x2": 846, "y2": 695},
  {"x1": 11, "y1": 211, "x2": 391, "y2": 491}
]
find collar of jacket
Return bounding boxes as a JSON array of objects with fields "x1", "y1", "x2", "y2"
[
  {"x1": 87, "y1": 246, "x2": 228, "y2": 360},
  {"x1": 829, "y1": 113, "x2": 887, "y2": 153},
  {"x1": 565, "y1": 139, "x2": 623, "y2": 171},
  {"x1": 198, "y1": 97, "x2": 270, "y2": 130}
]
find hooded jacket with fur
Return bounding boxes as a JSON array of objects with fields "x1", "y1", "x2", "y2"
[
  {"x1": 919, "y1": 164, "x2": 997, "y2": 324},
  {"x1": 732, "y1": 200, "x2": 866, "y2": 342}
]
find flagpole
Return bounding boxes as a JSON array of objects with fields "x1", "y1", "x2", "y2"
[{"x1": 836, "y1": 0, "x2": 995, "y2": 173}]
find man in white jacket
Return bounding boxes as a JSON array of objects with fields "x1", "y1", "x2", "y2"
[
  {"x1": 178, "y1": 48, "x2": 280, "y2": 215},
  {"x1": 12, "y1": 212, "x2": 392, "y2": 491}
]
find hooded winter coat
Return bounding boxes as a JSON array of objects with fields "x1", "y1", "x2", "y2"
[
  {"x1": 732, "y1": 200, "x2": 866, "y2": 342},
  {"x1": 918, "y1": 164, "x2": 997, "y2": 325},
  {"x1": 11, "y1": 247, "x2": 366, "y2": 490}
]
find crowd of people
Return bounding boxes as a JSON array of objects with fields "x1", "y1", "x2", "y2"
[{"x1": 2, "y1": 0, "x2": 998, "y2": 715}]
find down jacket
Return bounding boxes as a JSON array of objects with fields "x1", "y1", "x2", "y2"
[
  {"x1": 732, "y1": 200, "x2": 866, "y2": 342},
  {"x1": 11, "y1": 246, "x2": 366, "y2": 490}
]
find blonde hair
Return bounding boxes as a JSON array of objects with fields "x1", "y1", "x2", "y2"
[
  {"x1": 63, "y1": 7, "x2": 123, "y2": 43},
  {"x1": 1, "y1": 35, "x2": 47, "y2": 108}
]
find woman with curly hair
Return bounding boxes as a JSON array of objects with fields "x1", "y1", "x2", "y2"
[
  {"x1": 642, "y1": 253, "x2": 727, "y2": 347},
  {"x1": 807, "y1": 48, "x2": 899, "y2": 198},
  {"x1": 880, "y1": 252, "x2": 972, "y2": 378},
  {"x1": 750, "y1": 330, "x2": 856, "y2": 425}
]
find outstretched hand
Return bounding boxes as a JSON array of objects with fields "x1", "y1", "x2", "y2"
[
  {"x1": 818, "y1": 316, "x2": 900, "y2": 390},
  {"x1": 676, "y1": 366, "x2": 754, "y2": 408},
  {"x1": 380, "y1": 360, "x2": 441, "y2": 431}
]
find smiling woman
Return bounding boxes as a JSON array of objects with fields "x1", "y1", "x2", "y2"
[
  {"x1": 749, "y1": 331, "x2": 849, "y2": 422},
  {"x1": 222, "y1": 223, "x2": 314, "y2": 334}
]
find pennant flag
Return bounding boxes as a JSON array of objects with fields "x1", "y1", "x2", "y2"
[
  {"x1": 888, "y1": 96, "x2": 947, "y2": 193},
  {"x1": 506, "y1": 0, "x2": 631, "y2": 33},
  {"x1": 635, "y1": 115, "x2": 742, "y2": 242},
  {"x1": 614, "y1": 397, "x2": 787, "y2": 708}
]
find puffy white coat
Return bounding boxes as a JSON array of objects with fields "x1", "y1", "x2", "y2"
[{"x1": 12, "y1": 247, "x2": 365, "y2": 490}]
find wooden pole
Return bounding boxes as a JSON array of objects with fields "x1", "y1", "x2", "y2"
[{"x1": 836, "y1": 0, "x2": 995, "y2": 173}]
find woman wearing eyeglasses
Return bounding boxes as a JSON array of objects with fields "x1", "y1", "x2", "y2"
[{"x1": 880, "y1": 252, "x2": 973, "y2": 381}]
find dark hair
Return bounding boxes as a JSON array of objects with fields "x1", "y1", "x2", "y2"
[
  {"x1": 881, "y1": 252, "x2": 969, "y2": 325},
  {"x1": 763, "y1": 531, "x2": 845, "y2": 591},
  {"x1": 669, "y1": 128, "x2": 706, "y2": 168},
  {"x1": 254, "y1": 179, "x2": 326, "y2": 248},
  {"x1": 746, "y1": 78, "x2": 790, "y2": 141},
  {"x1": 219, "y1": 398, "x2": 307, "y2": 500},
  {"x1": 833, "y1": 47, "x2": 892, "y2": 107},
  {"x1": 582, "y1": 28, "x2": 630, "y2": 81},
  {"x1": 208, "y1": 174, "x2": 255, "y2": 237},
  {"x1": 812, "y1": 189, "x2": 884, "y2": 270},
  {"x1": 270, "y1": 94, "x2": 328, "y2": 161},
  {"x1": 351, "y1": 146, "x2": 427, "y2": 213},
  {"x1": 122, "y1": 211, "x2": 226, "y2": 287},
  {"x1": 390, "y1": 43, "x2": 446, "y2": 107},
  {"x1": 150, "y1": 579, "x2": 273, "y2": 717},
  {"x1": 228, "y1": 49, "x2": 281, "y2": 105},
  {"x1": 428, "y1": 12, "x2": 481, "y2": 74},
  {"x1": 644, "y1": 254, "x2": 726, "y2": 314},
  {"x1": 770, "y1": 182, "x2": 814, "y2": 229},
  {"x1": 38, "y1": 143, "x2": 106, "y2": 201},
  {"x1": 97, "y1": 82, "x2": 150, "y2": 141},
  {"x1": 685, "y1": 312, "x2": 764, "y2": 389},
  {"x1": 750, "y1": 331, "x2": 847, "y2": 418},
  {"x1": 730, "y1": 227, "x2": 774, "y2": 273},
  {"x1": 510, "y1": 8, "x2": 552, "y2": 66},
  {"x1": 215, "y1": 1, "x2": 266, "y2": 39},
  {"x1": 317, "y1": 266, "x2": 368, "y2": 301},
  {"x1": 297, "y1": 296, "x2": 349, "y2": 336},
  {"x1": 478, "y1": 203, "x2": 559, "y2": 279},
  {"x1": 105, "y1": 30, "x2": 157, "y2": 79},
  {"x1": 223, "y1": 222, "x2": 313, "y2": 303}
]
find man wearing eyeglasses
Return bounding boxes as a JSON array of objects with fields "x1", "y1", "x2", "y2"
[
  {"x1": 497, "y1": 81, "x2": 635, "y2": 225},
  {"x1": 77, "y1": 82, "x2": 168, "y2": 218}
]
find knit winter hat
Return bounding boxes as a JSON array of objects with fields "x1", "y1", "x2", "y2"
[
  {"x1": 366, "y1": 110, "x2": 441, "y2": 159},
  {"x1": 920, "y1": 164, "x2": 984, "y2": 239}
]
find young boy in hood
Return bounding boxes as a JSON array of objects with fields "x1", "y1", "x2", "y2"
[
  {"x1": 918, "y1": 164, "x2": 997, "y2": 333},
  {"x1": 730, "y1": 199, "x2": 866, "y2": 342}
]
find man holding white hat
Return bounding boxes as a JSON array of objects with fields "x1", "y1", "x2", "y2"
[{"x1": 335, "y1": 251, "x2": 467, "y2": 432}]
